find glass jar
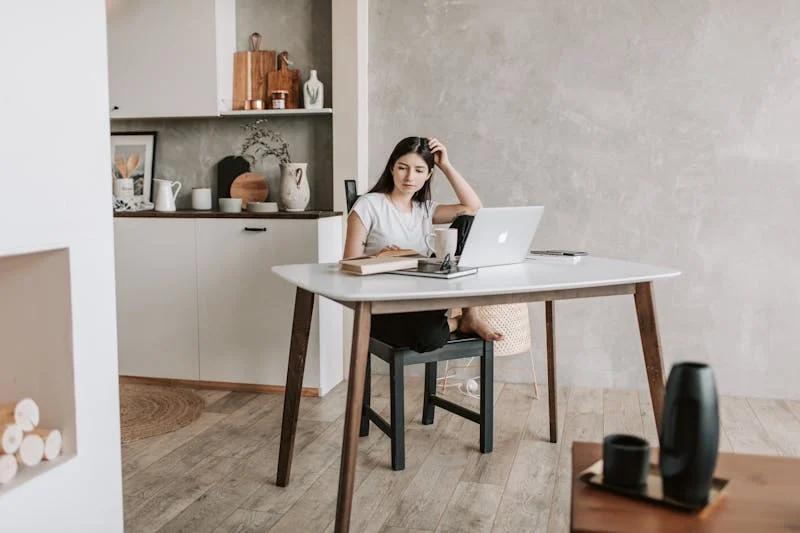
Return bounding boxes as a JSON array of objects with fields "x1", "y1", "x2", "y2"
[{"x1": 270, "y1": 90, "x2": 288, "y2": 109}]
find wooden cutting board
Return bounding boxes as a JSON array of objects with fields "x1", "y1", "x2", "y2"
[
  {"x1": 233, "y1": 50, "x2": 276, "y2": 109},
  {"x1": 267, "y1": 62, "x2": 301, "y2": 109},
  {"x1": 230, "y1": 172, "x2": 268, "y2": 207}
]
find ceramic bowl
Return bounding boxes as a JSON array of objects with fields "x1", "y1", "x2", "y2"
[
  {"x1": 247, "y1": 201, "x2": 278, "y2": 213},
  {"x1": 219, "y1": 198, "x2": 243, "y2": 213}
]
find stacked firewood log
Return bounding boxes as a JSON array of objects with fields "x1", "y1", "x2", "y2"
[{"x1": 0, "y1": 398, "x2": 62, "y2": 484}]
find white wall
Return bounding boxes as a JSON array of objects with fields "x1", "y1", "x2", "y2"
[{"x1": 0, "y1": 1, "x2": 124, "y2": 530}]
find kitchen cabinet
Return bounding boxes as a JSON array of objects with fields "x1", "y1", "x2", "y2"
[
  {"x1": 106, "y1": 0, "x2": 235, "y2": 119},
  {"x1": 113, "y1": 214, "x2": 344, "y2": 395},
  {"x1": 114, "y1": 218, "x2": 200, "y2": 379}
]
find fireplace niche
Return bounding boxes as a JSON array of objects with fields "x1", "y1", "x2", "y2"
[{"x1": 0, "y1": 247, "x2": 77, "y2": 494}]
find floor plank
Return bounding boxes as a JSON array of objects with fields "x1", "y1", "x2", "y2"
[
  {"x1": 205, "y1": 391, "x2": 260, "y2": 414},
  {"x1": 720, "y1": 395, "x2": 779, "y2": 455},
  {"x1": 435, "y1": 481, "x2": 503, "y2": 533},
  {"x1": 603, "y1": 389, "x2": 643, "y2": 438},
  {"x1": 546, "y1": 387, "x2": 603, "y2": 533},
  {"x1": 748, "y1": 397, "x2": 800, "y2": 457},
  {"x1": 211, "y1": 509, "x2": 281, "y2": 533}
]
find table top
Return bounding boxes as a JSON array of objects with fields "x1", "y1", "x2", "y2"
[
  {"x1": 571, "y1": 441, "x2": 800, "y2": 533},
  {"x1": 271, "y1": 256, "x2": 680, "y2": 302}
]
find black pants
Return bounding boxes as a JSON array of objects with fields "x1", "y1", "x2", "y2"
[{"x1": 370, "y1": 215, "x2": 474, "y2": 352}]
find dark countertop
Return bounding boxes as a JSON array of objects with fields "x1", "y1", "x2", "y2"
[{"x1": 114, "y1": 210, "x2": 343, "y2": 219}]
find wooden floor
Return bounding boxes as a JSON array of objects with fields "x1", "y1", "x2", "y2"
[{"x1": 122, "y1": 377, "x2": 800, "y2": 533}]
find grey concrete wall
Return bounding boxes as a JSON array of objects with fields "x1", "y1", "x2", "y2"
[
  {"x1": 368, "y1": 0, "x2": 800, "y2": 398},
  {"x1": 111, "y1": 0, "x2": 333, "y2": 210}
]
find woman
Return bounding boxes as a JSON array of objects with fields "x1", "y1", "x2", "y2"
[{"x1": 344, "y1": 136, "x2": 503, "y2": 353}]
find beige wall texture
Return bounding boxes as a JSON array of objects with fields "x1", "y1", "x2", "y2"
[{"x1": 368, "y1": 0, "x2": 800, "y2": 398}]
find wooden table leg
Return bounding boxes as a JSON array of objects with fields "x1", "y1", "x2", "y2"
[
  {"x1": 546, "y1": 300, "x2": 558, "y2": 443},
  {"x1": 633, "y1": 282, "x2": 666, "y2": 441},
  {"x1": 335, "y1": 301, "x2": 372, "y2": 533},
  {"x1": 276, "y1": 287, "x2": 315, "y2": 487}
]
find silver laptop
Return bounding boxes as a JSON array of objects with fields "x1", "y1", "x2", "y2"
[
  {"x1": 457, "y1": 206, "x2": 544, "y2": 268},
  {"x1": 391, "y1": 206, "x2": 544, "y2": 278}
]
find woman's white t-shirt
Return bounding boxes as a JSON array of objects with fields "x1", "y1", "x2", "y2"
[{"x1": 351, "y1": 192, "x2": 439, "y2": 256}]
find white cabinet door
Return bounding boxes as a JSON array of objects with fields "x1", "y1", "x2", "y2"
[
  {"x1": 196, "y1": 219, "x2": 318, "y2": 385},
  {"x1": 114, "y1": 218, "x2": 199, "y2": 379},
  {"x1": 106, "y1": 0, "x2": 234, "y2": 118}
]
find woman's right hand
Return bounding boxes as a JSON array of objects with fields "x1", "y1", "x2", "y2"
[{"x1": 379, "y1": 245, "x2": 402, "y2": 254}]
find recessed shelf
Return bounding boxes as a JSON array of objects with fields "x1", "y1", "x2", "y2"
[{"x1": 219, "y1": 108, "x2": 333, "y2": 117}]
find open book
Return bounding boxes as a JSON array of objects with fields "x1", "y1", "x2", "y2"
[{"x1": 339, "y1": 249, "x2": 424, "y2": 275}]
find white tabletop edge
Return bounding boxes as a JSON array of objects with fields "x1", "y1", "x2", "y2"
[{"x1": 271, "y1": 257, "x2": 681, "y2": 303}]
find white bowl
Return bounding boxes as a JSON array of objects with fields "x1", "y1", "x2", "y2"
[
  {"x1": 219, "y1": 198, "x2": 242, "y2": 213},
  {"x1": 247, "y1": 201, "x2": 278, "y2": 213}
]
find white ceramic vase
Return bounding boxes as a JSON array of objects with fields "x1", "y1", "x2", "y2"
[
  {"x1": 279, "y1": 163, "x2": 310, "y2": 211},
  {"x1": 303, "y1": 70, "x2": 324, "y2": 109}
]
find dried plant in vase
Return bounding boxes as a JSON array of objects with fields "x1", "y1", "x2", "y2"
[
  {"x1": 238, "y1": 119, "x2": 291, "y2": 166},
  {"x1": 238, "y1": 119, "x2": 310, "y2": 211}
]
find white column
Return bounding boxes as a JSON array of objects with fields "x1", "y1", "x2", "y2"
[
  {"x1": 332, "y1": 0, "x2": 369, "y2": 378},
  {"x1": 332, "y1": 0, "x2": 369, "y2": 212}
]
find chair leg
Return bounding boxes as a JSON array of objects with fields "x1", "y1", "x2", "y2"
[
  {"x1": 441, "y1": 359, "x2": 450, "y2": 391},
  {"x1": 479, "y1": 342, "x2": 494, "y2": 453},
  {"x1": 528, "y1": 348, "x2": 540, "y2": 400},
  {"x1": 422, "y1": 361, "x2": 437, "y2": 425},
  {"x1": 389, "y1": 358, "x2": 405, "y2": 470},
  {"x1": 359, "y1": 355, "x2": 371, "y2": 437}
]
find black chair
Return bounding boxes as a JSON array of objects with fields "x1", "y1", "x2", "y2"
[{"x1": 344, "y1": 179, "x2": 494, "y2": 471}]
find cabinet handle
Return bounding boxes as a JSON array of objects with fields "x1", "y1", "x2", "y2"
[
  {"x1": 243, "y1": 227, "x2": 267, "y2": 232},
  {"x1": 111, "y1": 105, "x2": 119, "y2": 111}
]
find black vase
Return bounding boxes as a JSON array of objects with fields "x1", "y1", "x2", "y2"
[{"x1": 659, "y1": 362, "x2": 719, "y2": 506}]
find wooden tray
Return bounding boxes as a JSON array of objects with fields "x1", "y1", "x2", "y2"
[{"x1": 579, "y1": 459, "x2": 729, "y2": 515}]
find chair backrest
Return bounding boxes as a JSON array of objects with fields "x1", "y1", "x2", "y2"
[{"x1": 345, "y1": 179, "x2": 359, "y2": 213}]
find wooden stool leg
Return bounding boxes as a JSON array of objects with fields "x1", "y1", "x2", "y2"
[
  {"x1": 360, "y1": 355, "x2": 371, "y2": 437},
  {"x1": 634, "y1": 282, "x2": 666, "y2": 441},
  {"x1": 480, "y1": 342, "x2": 494, "y2": 453},
  {"x1": 422, "y1": 361, "x2": 436, "y2": 425},
  {"x1": 389, "y1": 357, "x2": 405, "y2": 470},
  {"x1": 546, "y1": 300, "x2": 558, "y2": 443}
]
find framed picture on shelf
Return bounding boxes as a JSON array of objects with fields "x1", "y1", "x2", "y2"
[{"x1": 110, "y1": 131, "x2": 157, "y2": 200}]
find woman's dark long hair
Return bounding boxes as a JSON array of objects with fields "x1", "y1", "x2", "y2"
[{"x1": 369, "y1": 137, "x2": 435, "y2": 206}]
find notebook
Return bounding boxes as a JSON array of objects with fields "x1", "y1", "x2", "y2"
[{"x1": 339, "y1": 249, "x2": 423, "y2": 275}]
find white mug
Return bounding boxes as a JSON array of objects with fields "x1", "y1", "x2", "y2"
[
  {"x1": 113, "y1": 178, "x2": 134, "y2": 200},
  {"x1": 191, "y1": 187, "x2": 212, "y2": 210},
  {"x1": 425, "y1": 228, "x2": 458, "y2": 259}
]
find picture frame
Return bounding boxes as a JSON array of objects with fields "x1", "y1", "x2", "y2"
[{"x1": 110, "y1": 131, "x2": 157, "y2": 201}]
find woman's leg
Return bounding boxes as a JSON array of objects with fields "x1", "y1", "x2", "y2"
[{"x1": 448, "y1": 215, "x2": 504, "y2": 342}]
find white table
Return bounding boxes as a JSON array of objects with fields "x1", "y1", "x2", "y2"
[{"x1": 271, "y1": 257, "x2": 680, "y2": 533}]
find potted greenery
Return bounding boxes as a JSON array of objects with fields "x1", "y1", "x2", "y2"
[{"x1": 239, "y1": 119, "x2": 309, "y2": 211}]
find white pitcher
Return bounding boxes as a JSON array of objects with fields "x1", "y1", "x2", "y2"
[{"x1": 153, "y1": 179, "x2": 181, "y2": 212}]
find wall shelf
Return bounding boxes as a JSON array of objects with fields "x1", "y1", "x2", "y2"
[{"x1": 219, "y1": 108, "x2": 332, "y2": 117}]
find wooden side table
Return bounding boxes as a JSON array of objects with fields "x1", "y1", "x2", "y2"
[{"x1": 571, "y1": 441, "x2": 800, "y2": 532}]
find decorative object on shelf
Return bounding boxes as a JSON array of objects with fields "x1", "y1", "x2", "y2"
[
  {"x1": 247, "y1": 201, "x2": 278, "y2": 213},
  {"x1": 0, "y1": 398, "x2": 39, "y2": 432},
  {"x1": 233, "y1": 32, "x2": 276, "y2": 111},
  {"x1": 110, "y1": 131, "x2": 157, "y2": 201},
  {"x1": 119, "y1": 383, "x2": 204, "y2": 444},
  {"x1": 113, "y1": 195, "x2": 154, "y2": 212},
  {"x1": 152, "y1": 178, "x2": 181, "y2": 212},
  {"x1": 270, "y1": 90, "x2": 288, "y2": 109},
  {"x1": 191, "y1": 187, "x2": 212, "y2": 210},
  {"x1": 267, "y1": 51, "x2": 301, "y2": 109},
  {"x1": 602, "y1": 434, "x2": 650, "y2": 489},
  {"x1": 303, "y1": 69, "x2": 324, "y2": 109},
  {"x1": 113, "y1": 176, "x2": 134, "y2": 200},
  {"x1": 279, "y1": 162, "x2": 310, "y2": 211},
  {"x1": 216, "y1": 155, "x2": 251, "y2": 202},
  {"x1": 219, "y1": 197, "x2": 243, "y2": 213},
  {"x1": 230, "y1": 172, "x2": 268, "y2": 208},
  {"x1": 659, "y1": 361, "x2": 720, "y2": 507}
]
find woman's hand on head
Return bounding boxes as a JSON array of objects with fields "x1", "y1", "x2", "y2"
[{"x1": 428, "y1": 138, "x2": 451, "y2": 169}]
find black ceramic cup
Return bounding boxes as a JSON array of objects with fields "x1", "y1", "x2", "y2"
[{"x1": 602, "y1": 434, "x2": 650, "y2": 489}]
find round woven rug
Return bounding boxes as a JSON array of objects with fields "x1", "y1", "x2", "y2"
[{"x1": 119, "y1": 383, "x2": 204, "y2": 444}]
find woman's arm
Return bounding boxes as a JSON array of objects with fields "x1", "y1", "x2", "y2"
[
  {"x1": 343, "y1": 211, "x2": 368, "y2": 259},
  {"x1": 429, "y1": 138, "x2": 483, "y2": 224}
]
